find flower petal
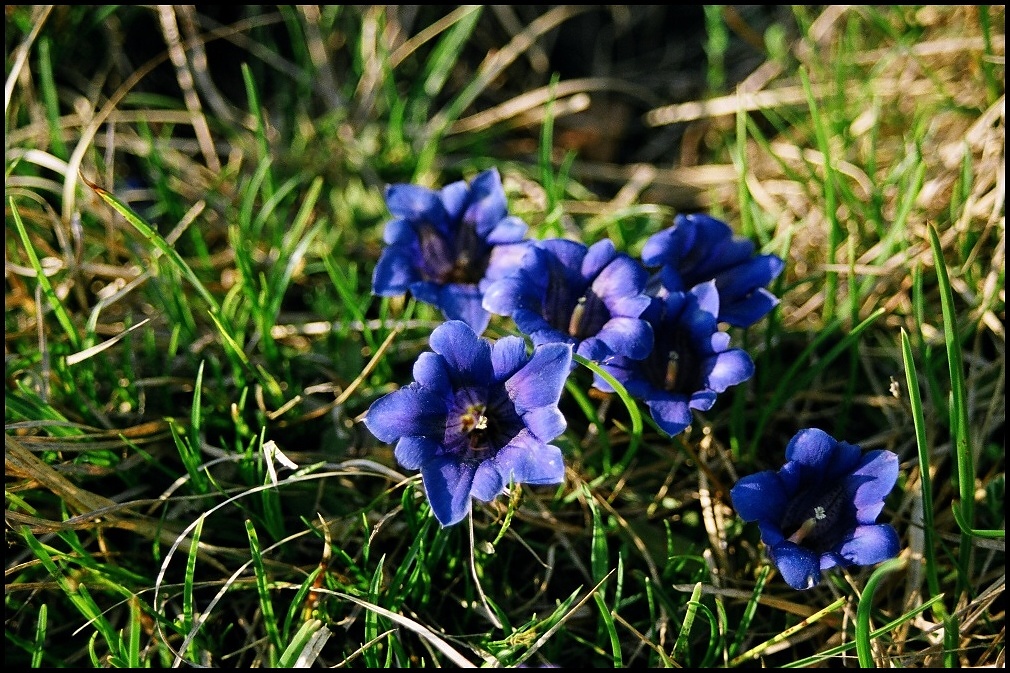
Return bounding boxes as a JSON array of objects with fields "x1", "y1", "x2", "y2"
[
  {"x1": 837, "y1": 524, "x2": 900, "y2": 566},
  {"x1": 412, "y1": 352, "x2": 451, "y2": 397},
  {"x1": 505, "y1": 342, "x2": 573, "y2": 412},
  {"x1": 471, "y1": 461, "x2": 506, "y2": 502},
  {"x1": 437, "y1": 285, "x2": 491, "y2": 334},
  {"x1": 703, "y1": 348, "x2": 754, "y2": 392},
  {"x1": 491, "y1": 335, "x2": 530, "y2": 382},
  {"x1": 394, "y1": 436, "x2": 441, "y2": 470},
  {"x1": 847, "y1": 450, "x2": 899, "y2": 520},
  {"x1": 494, "y1": 433, "x2": 566, "y2": 486},
  {"x1": 372, "y1": 248, "x2": 419, "y2": 296},
  {"x1": 363, "y1": 386, "x2": 446, "y2": 443},
  {"x1": 421, "y1": 457, "x2": 478, "y2": 527},
  {"x1": 645, "y1": 397, "x2": 693, "y2": 437},
  {"x1": 385, "y1": 183, "x2": 445, "y2": 221},
  {"x1": 730, "y1": 470, "x2": 789, "y2": 523},
  {"x1": 770, "y1": 541, "x2": 822, "y2": 590},
  {"x1": 429, "y1": 320, "x2": 493, "y2": 385},
  {"x1": 521, "y1": 405, "x2": 568, "y2": 443},
  {"x1": 591, "y1": 318, "x2": 653, "y2": 360},
  {"x1": 720, "y1": 288, "x2": 779, "y2": 328},
  {"x1": 785, "y1": 428, "x2": 836, "y2": 470}
]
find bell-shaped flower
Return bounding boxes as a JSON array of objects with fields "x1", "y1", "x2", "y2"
[
  {"x1": 371, "y1": 167, "x2": 530, "y2": 334},
  {"x1": 481, "y1": 238, "x2": 654, "y2": 365},
  {"x1": 641, "y1": 213, "x2": 784, "y2": 328},
  {"x1": 363, "y1": 320, "x2": 572, "y2": 527},
  {"x1": 730, "y1": 428, "x2": 901, "y2": 590},
  {"x1": 594, "y1": 280, "x2": 754, "y2": 438}
]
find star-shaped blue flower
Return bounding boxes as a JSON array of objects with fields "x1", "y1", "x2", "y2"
[
  {"x1": 371, "y1": 167, "x2": 530, "y2": 334},
  {"x1": 481, "y1": 238, "x2": 654, "y2": 364},
  {"x1": 594, "y1": 280, "x2": 754, "y2": 438},
  {"x1": 363, "y1": 320, "x2": 572, "y2": 527},
  {"x1": 641, "y1": 213, "x2": 784, "y2": 328},
  {"x1": 730, "y1": 428, "x2": 901, "y2": 590}
]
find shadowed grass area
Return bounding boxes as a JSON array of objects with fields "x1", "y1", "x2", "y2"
[{"x1": 5, "y1": 5, "x2": 1004, "y2": 668}]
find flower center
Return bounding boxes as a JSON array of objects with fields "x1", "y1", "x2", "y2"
[
  {"x1": 566, "y1": 292, "x2": 607, "y2": 340},
  {"x1": 780, "y1": 484, "x2": 852, "y2": 552},
  {"x1": 459, "y1": 404, "x2": 492, "y2": 452}
]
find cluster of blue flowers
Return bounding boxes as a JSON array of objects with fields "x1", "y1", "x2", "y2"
[{"x1": 364, "y1": 167, "x2": 900, "y2": 590}]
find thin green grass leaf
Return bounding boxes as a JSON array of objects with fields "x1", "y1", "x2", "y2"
[
  {"x1": 245, "y1": 519, "x2": 281, "y2": 666},
  {"x1": 673, "y1": 581, "x2": 704, "y2": 662},
  {"x1": 9, "y1": 197, "x2": 81, "y2": 350},
  {"x1": 277, "y1": 618, "x2": 330, "y2": 668},
  {"x1": 728, "y1": 564, "x2": 770, "y2": 659},
  {"x1": 32, "y1": 603, "x2": 47, "y2": 668},
  {"x1": 927, "y1": 223, "x2": 980, "y2": 597},
  {"x1": 19, "y1": 527, "x2": 122, "y2": 657},
  {"x1": 800, "y1": 66, "x2": 842, "y2": 323},
  {"x1": 856, "y1": 557, "x2": 907, "y2": 667},
  {"x1": 573, "y1": 353, "x2": 643, "y2": 481},
  {"x1": 87, "y1": 180, "x2": 220, "y2": 313},
  {"x1": 900, "y1": 329, "x2": 948, "y2": 623},
  {"x1": 182, "y1": 516, "x2": 204, "y2": 653},
  {"x1": 729, "y1": 596, "x2": 846, "y2": 667},
  {"x1": 784, "y1": 593, "x2": 946, "y2": 667}
]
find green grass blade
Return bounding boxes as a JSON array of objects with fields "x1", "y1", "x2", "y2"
[
  {"x1": 728, "y1": 564, "x2": 769, "y2": 659},
  {"x1": 19, "y1": 527, "x2": 122, "y2": 657},
  {"x1": 245, "y1": 519, "x2": 281, "y2": 666},
  {"x1": 800, "y1": 66, "x2": 841, "y2": 323},
  {"x1": 10, "y1": 197, "x2": 82, "y2": 350},
  {"x1": 673, "y1": 581, "x2": 704, "y2": 663},
  {"x1": 900, "y1": 329, "x2": 947, "y2": 622},
  {"x1": 277, "y1": 618, "x2": 329, "y2": 668},
  {"x1": 86, "y1": 180, "x2": 220, "y2": 313},
  {"x1": 784, "y1": 594, "x2": 946, "y2": 668},
  {"x1": 730, "y1": 596, "x2": 846, "y2": 667},
  {"x1": 927, "y1": 223, "x2": 978, "y2": 597},
  {"x1": 573, "y1": 353, "x2": 643, "y2": 481},
  {"x1": 856, "y1": 557, "x2": 908, "y2": 667},
  {"x1": 31, "y1": 603, "x2": 47, "y2": 668},
  {"x1": 182, "y1": 516, "x2": 204, "y2": 654}
]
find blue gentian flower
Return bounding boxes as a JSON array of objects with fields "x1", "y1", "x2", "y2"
[
  {"x1": 641, "y1": 213, "x2": 784, "y2": 328},
  {"x1": 730, "y1": 428, "x2": 901, "y2": 590},
  {"x1": 363, "y1": 320, "x2": 572, "y2": 527},
  {"x1": 371, "y1": 167, "x2": 530, "y2": 334},
  {"x1": 481, "y1": 238, "x2": 654, "y2": 364},
  {"x1": 595, "y1": 280, "x2": 754, "y2": 438}
]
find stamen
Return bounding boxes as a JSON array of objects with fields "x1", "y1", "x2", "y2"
[
  {"x1": 568, "y1": 296, "x2": 587, "y2": 337},
  {"x1": 787, "y1": 517, "x2": 819, "y2": 544},
  {"x1": 473, "y1": 414, "x2": 488, "y2": 431},
  {"x1": 664, "y1": 351, "x2": 680, "y2": 390}
]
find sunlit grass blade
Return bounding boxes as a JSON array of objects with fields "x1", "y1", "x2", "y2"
[
  {"x1": 86, "y1": 179, "x2": 220, "y2": 313},
  {"x1": 729, "y1": 596, "x2": 846, "y2": 667},
  {"x1": 242, "y1": 62, "x2": 276, "y2": 201},
  {"x1": 182, "y1": 516, "x2": 204, "y2": 661},
  {"x1": 728, "y1": 564, "x2": 769, "y2": 659},
  {"x1": 673, "y1": 581, "x2": 703, "y2": 663},
  {"x1": 927, "y1": 223, "x2": 980, "y2": 601},
  {"x1": 800, "y1": 66, "x2": 842, "y2": 323},
  {"x1": 245, "y1": 519, "x2": 281, "y2": 666},
  {"x1": 19, "y1": 527, "x2": 122, "y2": 658},
  {"x1": 900, "y1": 329, "x2": 947, "y2": 623},
  {"x1": 31, "y1": 603, "x2": 47, "y2": 668},
  {"x1": 783, "y1": 593, "x2": 946, "y2": 668},
  {"x1": 586, "y1": 486, "x2": 622, "y2": 666},
  {"x1": 10, "y1": 197, "x2": 82, "y2": 350},
  {"x1": 277, "y1": 618, "x2": 330, "y2": 668},
  {"x1": 855, "y1": 557, "x2": 907, "y2": 667},
  {"x1": 573, "y1": 353, "x2": 643, "y2": 483}
]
